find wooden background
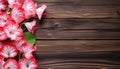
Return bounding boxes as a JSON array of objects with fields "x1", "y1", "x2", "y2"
[{"x1": 34, "y1": 0, "x2": 120, "y2": 69}]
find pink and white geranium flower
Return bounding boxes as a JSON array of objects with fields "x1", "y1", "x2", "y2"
[
  {"x1": 10, "y1": 4, "x2": 25, "y2": 24},
  {"x1": 0, "y1": 27, "x2": 7, "y2": 40},
  {"x1": 25, "y1": 20, "x2": 36, "y2": 34},
  {"x1": 20, "y1": 43, "x2": 36, "y2": 59},
  {"x1": 0, "y1": 13, "x2": 9, "y2": 27},
  {"x1": 8, "y1": 0, "x2": 21, "y2": 8},
  {"x1": 0, "y1": 42, "x2": 3, "y2": 49},
  {"x1": 0, "y1": 42, "x2": 18, "y2": 58},
  {"x1": 0, "y1": 0, "x2": 7, "y2": 11},
  {"x1": 13, "y1": 37, "x2": 26, "y2": 50},
  {"x1": 19, "y1": 57, "x2": 37, "y2": 69},
  {"x1": 4, "y1": 20, "x2": 23, "y2": 40},
  {"x1": 36, "y1": 4, "x2": 47, "y2": 20},
  {"x1": 22, "y1": 0, "x2": 36, "y2": 19},
  {"x1": 3, "y1": 59, "x2": 18, "y2": 69},
  {"x1": 0, "y1": 55, "x2": 4, "y2": 69}
]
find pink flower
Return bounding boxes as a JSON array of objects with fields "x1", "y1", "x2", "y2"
[
  {"x1": 0, "y1": 13, "x2": 9, "y2": 27},
  {"x1": 0, "y1": 42, "x2": 18, "y2": 58},
  {"x1": 0, "y1": 27, "x2": 7, "y2": 40},
  {"x1": 0, "y1": 55, "x2": 4, "y2": 69},
  {"x1": 0, "y1": 0, "x2": 6, "y2": 2},
  {"x1": 0, "y1": 42, "x2": 3, "y2": 49},
  {"x1": 4, "y1": 20, "x2": 23, "y2": 40},
  {"x1": 22, "y1": 0, "x2": 36, "y2": 19},
  {"x1": 10, "y1": 5, "x2": 25, "y2": 24},
  {"x1": 24, "y1": 20, "x2": 36, "y2": 34},
  {"x1": 19, "y1": 57, "x2": 38, "y2": 69},
  {"x1": 8, "y1": 0, "x2": 21, "y2": 8},
  {"x1": 13, "y1": 37, "x2": 26, "y2": 50},
  {"x1": 36, "y1": 4, "x2": 47, "y2": 20},
  {"x1": 0, "y1": 0, "x2": 7, "y2": 10},
  {"x1": 3, "y1": 59, "x2": 18, "y2": 69},
  {"x1": 20, "y1": 43, "x2": 36, "y2": 59}
]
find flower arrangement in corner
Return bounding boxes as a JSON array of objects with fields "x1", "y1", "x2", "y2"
[{"x1": 0, "y1": 0, "x2": 47, "y2": 69}]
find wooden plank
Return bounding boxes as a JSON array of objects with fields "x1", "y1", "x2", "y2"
[
  {"x1": 36, "y1": 40, "x2": 120, "y2": 54},
  {"x1": 35, "y1": 0, "x2": 120, "y2": 5},
  {"x1": 38, "y1": 18, "x2": 120, "y2": 30},
  {"x1": 35, "y1": 40, "x2": 120, "y2": 69},
  {"x1": 35, "y1": 29, "x2": 120, "y2": 39},
  {"x1": 36, "y1": 59, "x2": 120, "y2": 69},
  {"x1": 35, "y1": 3, "x2": 120, "y2": 18},
  {"x1": 36, "y1": 50, "x2": 120, "y2": 69},
  {"x1": 37, "y1": 59, "x2": 120, "y2": 69}
]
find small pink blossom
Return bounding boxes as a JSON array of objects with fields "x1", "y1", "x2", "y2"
[
  {"x1": 22, "y1": 0, "x2": 36, "y2": 19},
  {"x1": 0, "y1": 27, "x2": 7, "y2": 40},
  {"x1": 3, "y1": 59, "x2": 18, "y2": 69},
  {"x1": 0, "y1": 0, "x2": 7, "y2": 10},
  {"x1": 8, "y1": 0, "x2": 21, "y2": 8},
  {"x1": 0, "y1": 0, "x2": 6, "y2": 2},
  {"x1": 0, "y1": 42, "x2": 3, "y2": 49},
  {"x1": 10, "y1": 5, "x2": 25, "y2": 24},
  {"x1": 4, "y1": 20, "x2": 23, "y2": 40},
  {"x1": 0, "y1": 42, "x2": 18, "y2": 58},
  {"x1": 0, "y1": 13, "x2": 9, "y2": 27},
  {"x1": 19, "y1": 57, "x2": 37, "y2": 69},
  {"x1": 0, "y1": 55, "x2": 4, "y2": 69},
  {"x1": 13, "y1": 37, "x2": 26, "y2": 50},
  {"x1": 20, "y1": 43, "x2": 36, "y2": 59},
  {"x1": 36, "y1": 4, "x2": 47, "y2": 19},
  {"x1": 25, "y1": 20, "x2": 36, "y2": 34}
]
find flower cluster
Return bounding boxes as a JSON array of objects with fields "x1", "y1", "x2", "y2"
[{"x1": 0, "y1": 0, "x2": 47, "y2": 69}]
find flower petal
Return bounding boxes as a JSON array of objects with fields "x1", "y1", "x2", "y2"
[
  {"x1": 19, "y1": 57, "x2": 38, "y2": 69},
  {"x1": 4, "y1": 20, "x2": 23, "y2": 40},
  {"x1": 0, "y1": 41, "x2": 3, "y2": 49},
  {"x1": 0, "y1": 0, "x2": 7, "y2": 10},
  {"x1": 0, "y1": 13, "x2": 9, "y2": 27},
  {"x1": 22, "y1": 0, "x2": 36, "y2": 19},
  {"x1": 0, "y1": 27, "x2": 7, "y2": 40},
  {"x1": 20, "y1": 43, "x2": 36, "y2": 59},
  {"x1": 0, "y1": 55, "x2": 4, "y2": 69},
  {"x1": 10, "y1": 5, "x2": 25, "y2": 24},
  {"x1": 24, "y1": 20, "x2": 36, "y2": 34},
  {"x1": 36, "y1": 4, "x2": 47, "y2": 20},
  {"x1": 0, "y1": 42, "x2": 18, "y2": 58},
  {"x1": 8, "y1": 0, "x2": 21, "y2": 8},
  {"x1": 13, "y1": 37, "x2": 26, "y2": 50},
  {"x1": 3, "y1": 59, "x2": 18, "y2": 69}
]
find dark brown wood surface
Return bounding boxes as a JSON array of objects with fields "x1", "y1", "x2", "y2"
[{"x1": 34, "y1": 0, "x2": 120, "y2": 69}]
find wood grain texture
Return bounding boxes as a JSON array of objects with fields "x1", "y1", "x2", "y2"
[
  {"x1": 35, "y1": 0, "x2": 120, "y2": 4},
  {"x1": 38, "y1": 18, "x2": 120, "y2": 30},
  {"x1": 35, "y1": 29, "x2": 120, "y2": 39},
  {"x1": 41, "y1": 5, "x2": 120, "y2": 18},
  {"x1": 35, "y1": 40, "x2": 120, "y2": 69},
  {"x1": 34, "y1": 0, "x2": 120, "y2": 18},
  {"x1": 35, "y1": 0, "x2": 120, "y2": 69},
  {"x1": 36, "y1": 59, "x2": 120, "y2": 69},
  {"x1": 36, "y1": 40, "x2": 120, "y2": 54}
]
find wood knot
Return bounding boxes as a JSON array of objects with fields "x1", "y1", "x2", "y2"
[
  {"x1": 48, "y1": 68, "x2": 54, "y2": 69},
  {"x1": 117, "y1": 10, "x2": 120, "y2": 16},
  {"x1": 53, "y1": 23, "x2": 61, "y2": 29},
  {"x1": 54, "y1": 23, "x2": 60, "y2": 27}
]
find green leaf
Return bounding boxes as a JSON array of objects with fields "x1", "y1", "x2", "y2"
[{"x1": 24, "y1": 32, "x2": 36, "y2": 45}]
